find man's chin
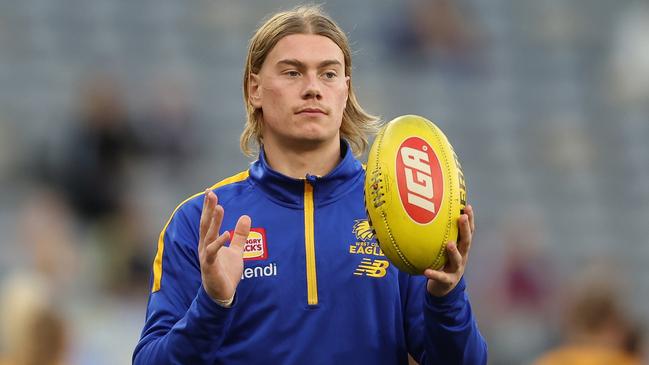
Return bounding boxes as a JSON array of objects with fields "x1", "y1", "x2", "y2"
[{"x1": 284, "y1": 134, "x2": 337, "y2": 151}]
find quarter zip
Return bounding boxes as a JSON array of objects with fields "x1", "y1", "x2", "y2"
[{"x1": 303, "y1": 178, "x2": 318, "y2": 305}]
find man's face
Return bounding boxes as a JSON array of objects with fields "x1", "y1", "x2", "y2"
[{"x1": 249, "y1": 33, "x2": 350, "y2": 151}]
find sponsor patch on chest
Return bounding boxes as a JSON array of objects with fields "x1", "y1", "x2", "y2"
[{"x1": 229, "y1": 227, "x2": 268, "y2": 261}]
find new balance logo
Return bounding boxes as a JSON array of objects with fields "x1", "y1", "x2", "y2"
[{"x1": 354, "y1": 258, "x2": 389, "y2": 278}]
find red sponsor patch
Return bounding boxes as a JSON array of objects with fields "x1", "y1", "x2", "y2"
[
  {"x1": 228, "y1": 227, "x2": 268, "y2": 261},
  {"x1": 395, "y1": 137, "x2": 444, "y2": 224}
]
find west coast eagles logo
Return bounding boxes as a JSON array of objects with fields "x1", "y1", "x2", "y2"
[
  {"x1": 352, "y1": 219, "x2": 375, "y2": 241},
  {"x1": 349, "y1": 219, "x2": 384, "y2": 257},
  {"x1": 350, "y1": 219, "x2": 389, "y2": 278}
]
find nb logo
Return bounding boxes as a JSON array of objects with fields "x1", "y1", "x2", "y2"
[{"x1": 354, "y1": 258, "x2": 389, "y2": 278}]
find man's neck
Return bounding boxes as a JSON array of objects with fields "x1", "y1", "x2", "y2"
[{"x1": 263, "y1": 139, "x2": 342, "y2": 179}]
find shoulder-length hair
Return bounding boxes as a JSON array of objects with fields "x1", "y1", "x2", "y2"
[{"x1": 240, "y1": 5, "x2": 379, "y2": 158}]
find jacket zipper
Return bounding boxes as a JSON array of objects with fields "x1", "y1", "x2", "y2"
[{"x1": 304, "y1": 177, "x2": 318, "y2": 305}]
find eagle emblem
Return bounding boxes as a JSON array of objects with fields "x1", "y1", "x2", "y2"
[{"x1": 353, "y1": 219, "x2": 375, "y2": 241}]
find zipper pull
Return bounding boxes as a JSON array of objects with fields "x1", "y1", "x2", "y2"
[{"x1": 305, "y1": 174, "x2": 317, "y2": 184}]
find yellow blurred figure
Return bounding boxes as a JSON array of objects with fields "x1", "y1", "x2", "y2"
[
  {"x1": 0, "y1": 276, "x2": 69, "y2": 365},
  {"x1": 533, "y1": 287, "x2": 643, "y2": 365}
]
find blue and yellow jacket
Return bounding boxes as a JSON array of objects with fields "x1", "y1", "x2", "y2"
[{"x1": 133, "y1": 141, "x2": 487, "y2": 365}]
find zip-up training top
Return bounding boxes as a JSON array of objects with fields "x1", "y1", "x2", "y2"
[{"x1": 133, "y1": 140, "x2": 487, "y2": 365}]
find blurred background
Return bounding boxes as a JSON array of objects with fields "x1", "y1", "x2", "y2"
[{"x1": 0, "y1": 0, "x2": 648, "y2": 364}]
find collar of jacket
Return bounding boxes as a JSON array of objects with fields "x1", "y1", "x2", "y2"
[{"x1": 248, "y1": 140, "x2": 364, "y2": 208}]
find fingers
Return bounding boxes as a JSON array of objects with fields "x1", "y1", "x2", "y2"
[
  {"x1": 425, "y1": 244, "x2": 463, "y2": 293},
  {"x1": 205, "y1": 231, "x2": 230, "y2": 264},
  {"x1": 427, "y1": 209, "x2": 475, "y2": 297},
  {"x1": 204, "y1": 204, "x2": 225, "y2": 248},
  {"x1": 200, "y1": 190, "x2": 226, "y2": 255},
  {"x1": 199, "y1": 190, "x2": 210, "y2": 240},
  {"x1": 466, "y1": 204, "x2": 475, "y2": 233},
  {"x1": 203, "y1": 213, "x2": 250, "y2": 265},
  {"x1": 445, "y1": 241, "x2": 463, "y2": 272},
  {"x1": 199, "y1": 189, "x2": 216, "y2": 252},
  {"x1": 457, "y1": 213, "x2": 472, "y2": 258},
  {"x1": 424, "y1": 268, "x2": 454, "y2": 286},
  {"x1": 229, "y1": 215, "x2": 252, "y2": 252},
  {"x1": 200, "y1": 190, "x2": 218, "y2": 237}
]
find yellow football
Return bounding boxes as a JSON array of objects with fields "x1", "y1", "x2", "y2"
[{"x1": 364, "y1": 115, "x2": 467, "y2": 274}]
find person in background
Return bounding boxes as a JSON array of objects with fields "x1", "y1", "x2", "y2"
[
  {"x1": 0, "y1": 275, "x2": 69, "y2": 365},
  {"x1": 58, "y1": 74, "x2": 138, "y2": 224},
  {"x1": 532, "y1": 285, "x2": 642, "y2": 365}
]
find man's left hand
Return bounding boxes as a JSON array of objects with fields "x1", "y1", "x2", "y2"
[{"x1": 424, "y1": 205, "x2": 476, "y2": 297}]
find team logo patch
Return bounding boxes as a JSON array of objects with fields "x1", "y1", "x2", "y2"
[
  {"x1": 349, "y1": 219, "x2": 384, "y2": 256},
  {"x1": 354, "y1": 258, "x2": 390, "y2": 278},
  {"x1": 228, "y1": 227, "x2": 268, "y2": 261},
  {"x1": 352, "y1": 219, "x2": 375, "y2": 241}
]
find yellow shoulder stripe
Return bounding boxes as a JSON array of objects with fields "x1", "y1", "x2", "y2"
[
  {"x1": 210, "y1": 170, "x2": 250, "y2": 190},
  {"x1": 151, "y1": 169, "x2": 250, "y2": 293}
]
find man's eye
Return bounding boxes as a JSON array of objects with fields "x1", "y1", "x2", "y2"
[
  {"x1": 323, "y1": 71, "x2": 337, "y2": 79},
  {"x1": 286, "y1": 70, "x2": 300, "y2": 77}
]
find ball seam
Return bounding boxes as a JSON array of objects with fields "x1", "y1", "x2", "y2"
[
  {"x1": 427, "y1": 120, "x2": 453, "y2": 270},
  {"x1": 372, "y1": 125, "x2": 417, "y2": 273}
]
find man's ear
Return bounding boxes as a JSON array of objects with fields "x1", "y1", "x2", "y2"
[{"x1": 249, "y1": 73, "x2": 262, "y2": 108}]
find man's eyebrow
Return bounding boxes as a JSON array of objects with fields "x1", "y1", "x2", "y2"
[
  {"x1": 276, "y1": 59, "x2": 304, "y2": 68},
  {"x1": 276, "y1": 59, "x2": 343, "y2": 68},
  {"x1": 318, "y1": 59, "x2": 343, "y2": 68}
]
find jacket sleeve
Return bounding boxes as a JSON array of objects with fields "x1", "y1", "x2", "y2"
[
  {"x1": 404, "y1": 275, "x2": 488, "y2": 365},
  {"x1": 133, "y1": 205, "x2": 235, "y2": 365}
]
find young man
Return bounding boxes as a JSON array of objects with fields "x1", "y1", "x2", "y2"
[{"x1": 134, "y1": 6, "x2": 487, "y2": 365}]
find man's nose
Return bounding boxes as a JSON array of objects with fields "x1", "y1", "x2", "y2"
[{"x1": 301, "y1": 73, "x2": 322, "y2": 100}]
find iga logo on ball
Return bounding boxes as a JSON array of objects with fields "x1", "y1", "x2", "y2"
[
  {"x1": 364, "y1": 115, "x2": 466, "y2": 275},
  {"x1": 396, "y1": 137, "x2": 444, "y2": 225}
]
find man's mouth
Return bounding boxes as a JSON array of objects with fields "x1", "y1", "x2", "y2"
[{"x1": 297, "y1": 107, "x2": 327, "y2": 115}]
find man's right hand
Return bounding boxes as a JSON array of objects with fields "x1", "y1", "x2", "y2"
[{"x1": 199, "y1": 189, "x2": 251, "y2": 303}]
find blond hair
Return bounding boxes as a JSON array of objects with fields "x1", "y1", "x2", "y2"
[{"x1": 241, "y1": 5, "x2": 379, "y2": 158}]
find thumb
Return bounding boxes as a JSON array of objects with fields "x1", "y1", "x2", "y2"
[{"x1": 230, "y1": 215, "x2": 252, "y2": 252}]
